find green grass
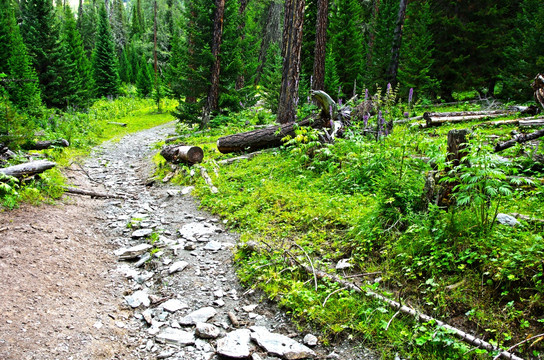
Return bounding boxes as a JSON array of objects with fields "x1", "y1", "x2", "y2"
[
  {"x1": 162, "y1": 101, "x2": 544, "y2": 359},
  {"x1": 1, "y1": 97, "x2": 177, "y2": 209}
]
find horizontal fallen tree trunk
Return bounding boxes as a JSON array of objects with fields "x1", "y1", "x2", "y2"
[
  {"x1": 0, "y1": 160, "x2": 56, "y2": 179},
  {"x1": 108, "y1": 122, "x2": 127, "y2": 127},
  {"x1": 160, "y1": 145, "x2": 204, "y2": 165},
  {"x1": 519, "y1": 119, "x2": 544, "y2": 127},
  {"x1": 425, "y1": 110, "x2": 512, "y2": 118},
  {"x1": 494, "y1": 128, "x2": 544, "y2": 152},
  {"x1": 473, "y1": 116, "x2": 544, "y2": 128},
  {"x1": 217, "y1": 116, "x2": 325, "y2": 154},
  {"x1": 22, "y1": 139, "x2": 69, "y2": 151},
  {"x1": 423, "y1": 113, "x2": 510, "y2": 128},
  {"x1": 218, "y1": 150, "x2": 268, "y2": 165},
  {"x1": 62, "y1": 186, "x2": 125, "y2": 199}
]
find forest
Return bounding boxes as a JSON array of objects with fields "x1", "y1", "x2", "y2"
[{"x1": 1, "y1": 0, "x2": 544, "y2": 359}]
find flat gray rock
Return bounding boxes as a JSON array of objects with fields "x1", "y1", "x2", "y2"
[
  {"x1": 125, "y1": 290, "x2": 150, "y2": 308},
  {"x1": 204, "y1": 240, "x2": 222, "y2": 252},
  {"x1": 195, "y1": 322, "x2": 220, "y2": 339},
  {"x1": 132, "y1": 228, "x2": 153, "y2": 238},
  {"x1": 217, "y1": 329, "x2": 252, "y2": 358},
  {"x1": 161, "y1": 299, "x2": 188, "y2": 313},
  {"x1": 178, "y1": 222, "x2": 218, "y2": 241},
  {"x1": 303, "y1": 334, "x2": 318, "y2": 347},
  {"x1": 168, "y1": 260, "x2": 189, "y2": 274},
  {"x1": 250, "y1": 326, "x2": 316, "y2": 359},
  {"x1": 156, "y1": 328, "x2": 195, "y2": 346},
  {"x1": 114, "y1": 243, "x2": 152, "y2": 260},
  {"x1": 179, "y1": 307, "x2": 217, "y2": 325}
]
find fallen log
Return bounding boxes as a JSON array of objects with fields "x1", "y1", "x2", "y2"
[
  {"x1": 217, "y1": 116, "x2": 325, "y2": 154},
  {"x1": 62, "y1": 186, "x2": 125, "y2": 199},
  {"x1": 241, "y1": 242, "x2": 523, "y2": 360},
  {"x1": 218, "y1": 150, "x2": 268, "y2": 165},
  {"x1": 423, "y1": 113, "x2": 510, "y2": 128},
  {"x1": 22, "y1": 138, "x2": 69, "y2": 150},
  {"x1": 473, "y1": 116, "x2": 544, "y2": 128},
  {"x1": 425, "y1": 110, "x2": 512, "y2": 118},
  {"x1": 519, "y1": 119, "x2": 544, "y2": 127},
  {"x1": 108, "y1": 122, "x2": 127, "y2": 127},
  {"x1": 160, "y1": 145, "x2": 204, "y2": 165},
  {"x1": 0, "y1": 160, "x2": 56, "y2": 179},
  {"x1": 494, "y1": 129, "x2": 544, "y2": 152}
]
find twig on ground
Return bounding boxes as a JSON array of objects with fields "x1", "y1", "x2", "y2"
[{"x1": 322, "y1": 287, "x2": 347, "y2": 307}]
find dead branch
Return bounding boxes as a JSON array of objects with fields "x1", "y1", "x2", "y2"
[
  {"x1": 494, "y1": 129, "x2": 544, "y2": 152},
  {"x1": 0, "y1": 160, "x2": 56, "y2": 179}
]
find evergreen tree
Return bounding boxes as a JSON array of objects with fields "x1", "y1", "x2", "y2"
[
  {"x1": 328, "y1": 0, "x2": 364, "y2": 96},
  {"x1": 20, "y1": 0, "x2": 67, "y2": 107},
  {"x1": 111, "y1": 0, "x2": 128, "y2": 54},
  {"x1": 119, "y1": 46, "x2": 134, "y2": 84},
  {"x1": 136, "y1": 55, "x2": 153, "y2": 97},
  {"x1": 397, "y1": 0, "x2": 438, "y2": 98},
  {"x1": 92, "y1": 3, "x2": 120, "y2": 98},
  {"x1": 260, "y1": 42, "x2": 282, "y2": 112},
  {"x1": 324, "y1": 43, "x2": 340, "y2": 97},
  {"x1": 77, "y1": 0, "x2": 97, "y2": 57},
  {"x1": 62, "y1": 5, "x2": 93, "y2": 107},
  {"x1": 0, "y1": 0, "x2": 42, "y2": 111},
  {"x1": 301, "y1": 0, "x2": 317, "y2": 81}
]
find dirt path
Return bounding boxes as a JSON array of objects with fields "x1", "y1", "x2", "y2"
[{"x1": 0, "y1": 123, "x2": 376, "y2": 359}]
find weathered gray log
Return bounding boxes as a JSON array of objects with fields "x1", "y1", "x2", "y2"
[
  {"x1": 533, "y1": 73, "x2": 544, "y2": 110},
  {"x1": 494, "y1": 129, "x2": 544, "y2": 152},
  {"x1": 0, "y1": 160, "x2": 56, "y2": 178},
  {"x1": 519, "y1": 119, "x2": 544, "y2": 127},
  {"x1": 423, "y1": 113, "x2": 510, "y2": 128},
  {"x1": 218, "y1": 150, "x2": 267, "y2": 165},
  {"x1": 311, "y1": 90, "x2": 336, "y2": 118},
  {"x1": 425, "y1": 110, "x2": 512, "y2": 118},
  {"x1": 217, "y1": 116, "x2": 325, "y2": 154},
  {"x1": 23, "y1": 138, "x2": 69, "y2": 150},
  {"x1": 108, "y1": 122, "x2": 127, "y2": 127},
  {"x1": 446, "y1": 129, "x2": 470, "y2": 169},
  {"x1": 160, "y1": 145, "x2": 204, "y2": 164},
  {"x1": 62, "y1": 186, "x2": 124, "y2": 199}
]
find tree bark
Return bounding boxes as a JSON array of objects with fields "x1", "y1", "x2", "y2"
[
  {"x1": 386, "y1": 0, "x2": 408, "y2": 86},
  {"x1": 202, "y1": 0, "x2": 226, "y2": 128},
  {"x1": 0, "y1": 160, "x2": 56, "y2": 179},
  {"x1": 235, "y1": 0, "x2": 250, "y2": 90},
  {"x1": 217, "y1": 116, "x2": 325, "y2": 154},
  {"x1": 312, "y1": 0, "x2": 328, "y2": 91},
  {"x1": 277, "y1": 0, "x2": 305, "y2": 124},
  {"x1": 160, "y1": 145, "x2": 204, "y2": 164},
  {"x1": 494, "y1": 129, "x2": 544, "y2": 153},
  {"x1": 255, "y1": 1, "x2": 283, "y2": 85},
  {"x1": 446, "y1": 129, "x2": 470, "y2": 170}
]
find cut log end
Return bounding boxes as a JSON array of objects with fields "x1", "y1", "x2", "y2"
[{"x1": 160, "y1": 145, "x2": 204, "y2": 165}]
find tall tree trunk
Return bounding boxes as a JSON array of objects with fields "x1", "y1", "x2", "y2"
[
  {"x1": 202, "y1": 0, "x2": 225, "y2": 128},
  {"x1": 255, "y1": 1, "x2": 283, "y2": 85},
  {"x1": 236, "y1": 0, "x2": 250, "y2": 90},
  {"x1": 312, "y1": 0, "x2": 328, "y2": 91},
  {"x1": 277, "y1": 0, "x2": 305, "y2": 124},
  {"x1": 153, "y1": 0, "x2": 160, "y2": 112},
  {"x1": 386, "y1": 0, "x2": 408, "y2": 86}
]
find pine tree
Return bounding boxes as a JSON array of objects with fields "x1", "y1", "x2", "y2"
[
  {"x1": 20, "y1": 0, "x2": 67, "y2": 108},
  {"x1": 77, "y1": 0, "x2": 97, "y2": 57},
  {"x1": 62, "y1": 5, "x2": 93, "y2": 107},
  {"x1": 92, "y1": 3, "x2": 120, "y2": 98},
  {"x1": 136, "y1": 55, "x2": 153, "y2": 97},
  {"x1": 328, "y1": 0, "x2": 364, "y2": 96},
  {"x1": 260, "y1": 42, "x2": 282, "y2": 112},
  {"x1": 397, "y1": 0, "x2": 438, "y2": 98},
  {"x1": 111, "y1": 0, "x2": 128, "y2": 55},
  {"x1": 0, "y1": 0, "x2": 42, "y2": 111}
]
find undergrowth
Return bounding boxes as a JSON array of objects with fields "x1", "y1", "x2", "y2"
[{"x1": 162, "y1": 92, "x2": 544, "y2": 359}]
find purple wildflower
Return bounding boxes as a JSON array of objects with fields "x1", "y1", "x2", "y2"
[
  {"x1": 387, "y1": 83, "x2": 392, "y2": 94},
  {"x1": 239, "y1": 101, "x2": 244, "y2": 108},
  {"x1": 363, "y1": 114, "x2": 369, "y2": 127},
  {"x1": 338, "y1": 98, "x2": 343, "y2": 106},
  {"x1": 329, "y1": 105, "x2": 333, "y2": 117},
  {"x1": 403, "y1": 111, "x2": 409, "y2": 118},
  {"x1": 364, "y1": 88, "x2": 369, "y2": 101},
  {"x1": 408, "y1": 88, "x2": 414, "y2": 105}
]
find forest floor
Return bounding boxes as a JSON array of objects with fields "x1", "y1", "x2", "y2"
[{"x1": 0, "y1": 122, "x2": 375, "y2": 360}]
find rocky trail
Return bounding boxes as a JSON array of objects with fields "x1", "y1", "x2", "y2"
[{"x1": 0, "y1": 123, "x2": 376, "y2": 360}]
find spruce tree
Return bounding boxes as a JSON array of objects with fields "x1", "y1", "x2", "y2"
[
  {"x1": 62, "y1": 5, "x2": 93, "y2": 107},
  {"x1": 136, "y1": 55, "x2": 153, "y2": 97},
  {"x1": 92, "y1": 3, "x2": 120, "y2": 98},
  {"x1": 328, "y1": 0, "x2": 364, "y2": 96},
  {"x1": 77, "y1": 0, "x2": 97, "y2": 57},
  {"x1": 0, "y1": 0, "x2": 42, "y2": 111},
  {"x1": 397, "y1": 1, "x2": 438, "y2": 99},
  {"x1": 20, "y1": 0, "x2": 67, "y2": 108}
]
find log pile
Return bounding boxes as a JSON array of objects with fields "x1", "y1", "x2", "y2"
[{"x1": 422, "y1": 110, "x2": 515, "y2": 128}]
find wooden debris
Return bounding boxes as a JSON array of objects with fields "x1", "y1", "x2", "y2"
[
  {"x1": 494, "y1": 128, "x2": 544, "y2": 152},
  {"x1": 160, "y1": 145, "x2": 204, "y2": 165},
  {"x1": 62, "y1": 186, "x2": 127, "y2": 199},
  {"x1": 108, "y1": 122, "x2": 127, "y2": 127},
  {"x1": 218, "y1": 150, "x2": 267, "y2": 165},
  {"x1": 533, "y1": 73, "x2": 544, "y2": 110},
  {"x1": 23, "y1": 138, "x2": 69, "y2": 150},
  {"x1": 423, "y1": 112, "x2": 512, "y2": 128},
  {"x1": 217, "y1": 116, "x2": 325, "y2": 154},
  {"x1": 196, "y1": 166, "x2": 218, "y2": 193},
  {"x1": 0, "y1": 160, "x2": 56, "y2": 179},
  {"x1": 227, "y1": 311, "x2": 239, "y2": 327}
]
